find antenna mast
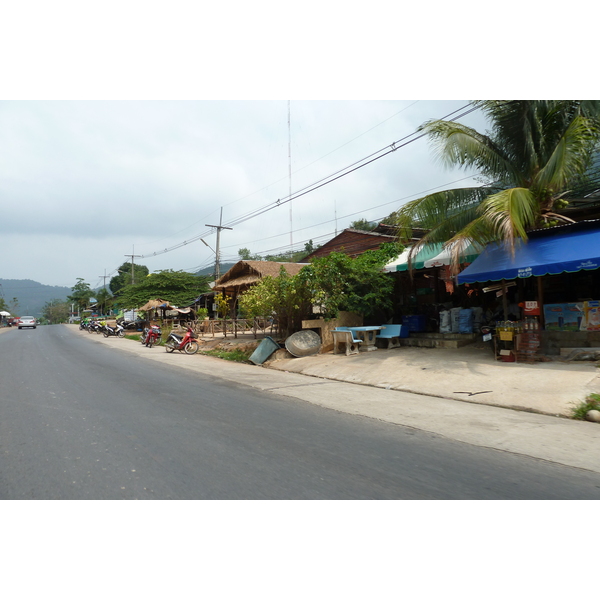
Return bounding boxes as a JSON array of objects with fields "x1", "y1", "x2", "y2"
[{"x1": 288, "y1": 100, "x2": 293, "y2": 252}]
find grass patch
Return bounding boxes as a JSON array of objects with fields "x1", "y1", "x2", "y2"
[
  {"x1": 202, "y1": 348, "x2": 253, "y2": 363},
  {"x1": 125, "y1": 333, "x2": 141, "y2": 342},
  {"x1": 570, "y1": 393, "x2": 600, "y2": 420}
]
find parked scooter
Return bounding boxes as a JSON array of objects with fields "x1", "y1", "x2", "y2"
[
  {"x1": 103, "y1": 322, "x2": 125, "y2": 338},
  {"x1": 141, "y1": 325, "x2": 162, "y2": 347},
  {"x1": 165, "y1": 327, "x2": 199, "y2": 355},
  {"x1": 88, "y1": 320, "x2": 102, "y2": 334}
]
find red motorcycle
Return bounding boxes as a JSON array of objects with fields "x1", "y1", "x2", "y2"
[
  {"x1": 141, "y1": 325, "x2": 162, "y2": 348},
  {"x1": 165, "y1": 327, "x2": 199, "y2": 355}
]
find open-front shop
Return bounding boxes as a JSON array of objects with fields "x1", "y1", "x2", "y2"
[
  {"x1": 384, "y1": 241, "x2": 486, "y2": 337},
  {"x1": 456, "y1": 220, "x2": 600, "y2": 361}
]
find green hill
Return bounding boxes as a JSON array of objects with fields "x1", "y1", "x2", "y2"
[
  {"x1": 0, "y1": 279, "x2": 72, "y2": 318},
  {"x1": 194, "y1": 263, "x2": 235, "y2": 278}
]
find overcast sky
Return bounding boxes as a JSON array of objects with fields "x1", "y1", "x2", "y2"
[
  {"x1": 1, "y1": 3, "x2": 592, "y2": 293},
  {"x1": 0, "y1": 99, "x2": 491, "y2": 288},
  {"x1": 2, "y1": 2, "x2": 594, "y2": 592}
]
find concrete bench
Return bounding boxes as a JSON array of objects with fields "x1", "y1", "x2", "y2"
[
  {"x1": 332, "y1": 328, "x2": 362, "y2": 356},
  {"x1": 376, "y1": 324, "x2": 405, "y2": 349}
]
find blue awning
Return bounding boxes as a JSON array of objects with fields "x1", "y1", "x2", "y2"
[{"x1": 457, "y1": 224, "x2": 600, "y2": 284}]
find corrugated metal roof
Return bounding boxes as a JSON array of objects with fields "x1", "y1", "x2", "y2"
[{"x1": 299, "y1": 229, "x2": 396, "y2": 263}]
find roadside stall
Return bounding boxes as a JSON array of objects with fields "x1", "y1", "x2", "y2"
[{"x1": 457, "y1": 220, "x2": 600, "y2": 360}]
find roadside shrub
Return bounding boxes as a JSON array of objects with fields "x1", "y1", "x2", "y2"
[
  {"x1": 570, "y1": 393, "x2": 600, "y2": 420},
  {"x1": 202, "y1": 348, "x2": 253, "y2": 363}
]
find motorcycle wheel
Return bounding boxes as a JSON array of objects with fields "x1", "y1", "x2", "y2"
[
  {"x1": 184, "y1": 341, "x2": 199, "y2": 355},
  {"x1": 118, "y1": 330, "x2": 125, "y2": 338},
  {"x1": 146, "y1": 337, "x2": 154, "y2": 348},
  {"x1": 103, "y1": 332, "x2": 109, "y2": 338},
  {"x1": 165, "y1": 340, "x2": 176, "y2": 353}
]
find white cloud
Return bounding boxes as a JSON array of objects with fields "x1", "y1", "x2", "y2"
[{"x1": 0, "y1": 99, "x2": 493, "y2": 287}]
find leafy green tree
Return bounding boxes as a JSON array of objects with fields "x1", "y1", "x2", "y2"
[
  {"x1": 395, "y1": 100, "x2": 600, "y2": 263},
  {"x1": 238, "y1": 248, "x2": 261, "y2": 261},
  {"x1": 117, "y1": 270, "x2": 211, "y2": 309},
  {"x1": 0, "y1": 297, "x2": 9, "y2": 313},
  {"x1": 350, "y1": 218, "x2": 377, "y2": 231},
  {"x1": 238, "y1": 266, "x2": 313, "y2": 337},
  {"x1": 302, "y1": 240, "x2": 321, "y2": 258},
  {"x1": 239, "y1": 246, "x2": 316, "y2": 264},
  {"x1": 95, "y1": 287, "x2": 114, "y2": 315},
  {"x1": 238, "y1": 243, "x2": 403, "y2": 334},
  {"x1": 68, "y1": 279, "x2": 93, "y2": 312},
  {"x1": 109, "y1": 262, "x2": 150, "y2": 294},
  {"x1": 303, "y1": 243, "x2": 402, "y2": 319},
  {"x1": 214, "y1": 292, "x2": 231, "y2": 319},
  {"x1": 41, "y1": 299, "x2": 70, "y2": 324},
  {"x1": 9, "y1": 297, "x2": 19, "y2": 315}
]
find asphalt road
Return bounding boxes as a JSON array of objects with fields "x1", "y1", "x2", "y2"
[{"x1": 2, "y1": 325, "x2": 600, "y2": 499}]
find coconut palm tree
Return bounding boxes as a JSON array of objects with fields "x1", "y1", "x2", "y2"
[{"x1": 395, "y1": 100, "x2": 600, "y2": 266}]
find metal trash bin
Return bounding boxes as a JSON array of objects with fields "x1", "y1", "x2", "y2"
[{"x1": 249, "y1": 336, "x2": 281, "y2": 365}]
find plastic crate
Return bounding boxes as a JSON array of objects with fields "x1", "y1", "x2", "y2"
[{"x1": 402, "y1": 315, "x2": 427, "y2": 333}]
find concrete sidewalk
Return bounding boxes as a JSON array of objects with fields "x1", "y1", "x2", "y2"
[{"x1": 266, "y1": 344, "x2": 600, "y2": 418}]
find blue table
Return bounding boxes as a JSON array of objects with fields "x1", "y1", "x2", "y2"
[{"x1": 347, "y1": 326, "x2": 383, "y2": 351}]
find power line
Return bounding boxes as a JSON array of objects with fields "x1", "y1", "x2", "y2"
[
  {"x1": 135, "y1": 103, "x2": 478, "y2": 260},
  {"x1": 221, "y1": 174, "x2": 480, "y2": 253},
  {"x1": 221, "y1": 105, "x2": 479, "y2": 229},
  {"x1": 133, "y1": 102, "x2": 423, "y2": 252}
]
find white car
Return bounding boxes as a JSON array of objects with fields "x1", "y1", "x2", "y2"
[{"x1": 18, "y1": 316, "x2": 37, "y2": 329}]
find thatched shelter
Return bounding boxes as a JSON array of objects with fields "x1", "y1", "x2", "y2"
[
  {"x1": 138, "y1": 298, "x2": 176, "y2": 311},
  {"x1": 137, "y1": 298, "x2": 196, "y2": 326},
  {"x1": 212, "y1": 261, "x2": 308, "y2": 326},
  {"x1": 213, "y1": 261, "x2": 306, "y2": 294}
]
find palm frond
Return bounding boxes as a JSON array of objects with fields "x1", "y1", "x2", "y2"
[
  {"x1": 535, "y1": 114, "x2": 600, "y2": 192},
  {"x1": 396, "y1": 186, "x2": 499, "y2": 231},
  {"x1": 419, "y1": 120, "x2": 519, "y2": 182},
  {"x1": 443, "y1": 221, "x2": 497, "y2": 273},
  {"x1": 478, "y1": 187, "x2": 537, "y2": 254},
  {"x1": 473, "y1": 101, "x2": 543, "y2": 174}
]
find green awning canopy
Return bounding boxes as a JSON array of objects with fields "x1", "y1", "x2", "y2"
[{"x1": 384, "y1": 243, "x2": 445, "y2": 272}]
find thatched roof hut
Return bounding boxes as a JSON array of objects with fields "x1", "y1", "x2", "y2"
[
  {"x1": 213, "y1": 261, "x2": 306, "y2": 294},
  {"x1": 138, "y1": 298, "x2": 176, "y2": 311}
]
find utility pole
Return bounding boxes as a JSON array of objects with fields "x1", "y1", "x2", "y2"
[
  {"x1": 124, "y1": 246, "x2": 142, "y2": 285},
  {"x1": 99, "y1": 269, "x2": 110, "y2": 289},
  {"x1": 205, "y1": 208, "x2": 232, "y2": 281}
]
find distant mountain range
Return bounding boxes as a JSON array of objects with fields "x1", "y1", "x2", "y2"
[
  {"x1": 0, "y1": 279, "x2": 72, "y2": 317},
  {"x1": 0, "y1": 266, "x2": 238, "y2": 318},
  {"x1": 195, "y1": 263, "x2": 236, "y2": 278}
]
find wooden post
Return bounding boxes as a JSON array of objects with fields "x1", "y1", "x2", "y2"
[
  {"x1": 502, "y1": 280, "x2": 509, "y2": 320},
  {"x1": 537, "y1": 276, "x2": 545, "y2": 329}
]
